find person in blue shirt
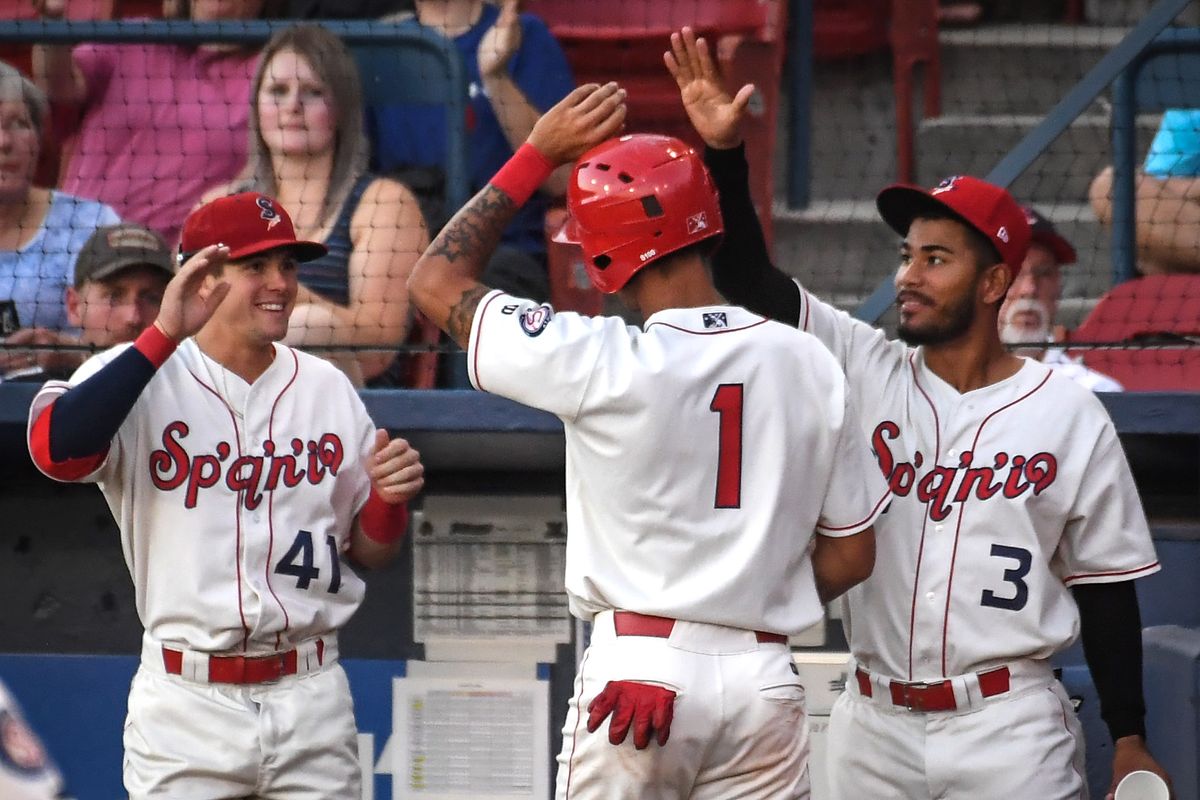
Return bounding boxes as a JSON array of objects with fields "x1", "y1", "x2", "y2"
[
  {"x1": 1090, "y1": 108, "x2": 1200, "y2": 274},
  {"x1": 368, "y1": 0, "x2": 574, "y2": 301}
]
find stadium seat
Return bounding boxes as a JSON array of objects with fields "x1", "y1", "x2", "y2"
[
  {"x1": 812, "y1": 0, "x2": 889, "y2": 60},
  {"x1": 533, "y1": 0, "x2": 787, "y2": 248},
  {"x1": 398, "y1": 310, "x2": 442, "y2": 390},
  {"x1": 1069, "y1": 274, "x2": 1200, "y2": 391}
]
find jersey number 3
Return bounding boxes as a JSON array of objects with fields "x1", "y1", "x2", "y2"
[
  {"x1": 275, "y1": 530, "x2": 342, "y2": 594},
  {"x1": 979, "y1": 544, "x2": 1032, "y2": 611},
  {"x1": 710, "y1": 384, "x2": 744, "y2": 509}
]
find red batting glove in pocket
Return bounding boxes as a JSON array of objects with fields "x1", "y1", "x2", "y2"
[{"x1": 586, "y1": 680, "x2": 676, "y2": 749}]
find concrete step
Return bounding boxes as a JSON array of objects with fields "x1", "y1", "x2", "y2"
[
  {"x1": 768, "y1": 201, "x2": 1113, "y2": 329},
  {"x1": 937, "y1": 25, "x2": 1127, "y2": 117},
  {"x1": 915, "y1": 112, "x2": 1160, "y2": 203}
]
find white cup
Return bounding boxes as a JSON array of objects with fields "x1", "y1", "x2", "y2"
[{"x1": 1114, "y1": 770, "x2": 1170, "y2": 800}]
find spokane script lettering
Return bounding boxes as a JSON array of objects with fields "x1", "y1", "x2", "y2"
[
  {"x1": 872, "y1": 421, "x2": 1057, "y2": 522},
  {"x1": 148, "y1": 421, "x2": 344, "y2": 510}
]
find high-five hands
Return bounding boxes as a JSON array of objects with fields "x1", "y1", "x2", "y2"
[
  {"x1": 528, "y1": 82, "x2": 627, "y2": 167},
  {"x1": 586, "y1": 680, "x2": 676, "y2": 750},
  {"x1": 664, "y1": 26, "x2": 755, "y2": 150}
]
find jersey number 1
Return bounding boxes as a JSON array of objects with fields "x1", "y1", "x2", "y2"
[{"x1": 710, "y1": 384, "x2": 744, "y2": 509}]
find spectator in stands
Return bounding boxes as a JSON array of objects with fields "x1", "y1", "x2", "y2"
[
  {"x1": 1089, "y1": 108, "x2": 1200, "y2": 275},
  {"x1": 0, "y1": 62, "x2": 118, "y2": 379},
  {"x1": 368, "y1": 0, "x2": 574, "y2": 302},
  {"x1": 3, "y1": 222, "x2": 174, "y2": 382},
  {"x1": 31, "y1": 0, "x2": 273, "y2": 246},
  {"x1": 203, "y1": 24, "x2": 428, "y2": 386},
  {"x1": 998, "y1": 206, "x2": 1124, "y2": 391}
]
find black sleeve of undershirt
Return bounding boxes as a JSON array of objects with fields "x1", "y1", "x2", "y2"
[
  {"x1": 48, "y1": 345, "x2": 158, "y2": 462},
  {"x1": 1073, "y1": 580, "x2": 1147, "y2": 741},
  {"x1": 704, "y1": 143, "x2": 802, "y2": 326}
]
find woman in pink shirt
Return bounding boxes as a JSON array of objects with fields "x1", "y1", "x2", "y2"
[{"x1": 32, "y1": 0, "x2": 270, "y2": 246}]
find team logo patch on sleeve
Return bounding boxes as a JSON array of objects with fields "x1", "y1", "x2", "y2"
[
  {"x1": 0, "y1": 710, "x2": 48, "y2": 775},
  {"x1": 520, "y1": 304, "x2": 554, "y2": 337},
  {"x1": 702, "y1": 312, "x2": 728, "y2": 329}
]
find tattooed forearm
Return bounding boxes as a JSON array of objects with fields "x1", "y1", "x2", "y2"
[
  {"x1": 429, "y1": 185, "x2": 517, "y2": 268},
  {"x1": 447, "y1": 284, "x2": 490, "y2": 349}
]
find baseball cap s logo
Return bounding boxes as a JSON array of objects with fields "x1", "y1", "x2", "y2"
[
  {"x1": 931, "y1": 176, "x2": 962, "y2": 195},
  {"x1": 256, "y1": 196, "x2": 282, "y2": 231}
]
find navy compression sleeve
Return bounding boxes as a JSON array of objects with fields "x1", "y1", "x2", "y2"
[{"x1": 47, "y1": 326, "x2": 175, "y2": 462}]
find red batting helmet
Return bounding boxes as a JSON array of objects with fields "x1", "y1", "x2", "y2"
[{"x1": 555, "y1": 134, "x2": 724, "y2": 294}]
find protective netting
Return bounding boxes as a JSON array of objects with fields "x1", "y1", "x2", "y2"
[{"x1": 0, "y1": 0, "x2": 1197, "y2": 391}]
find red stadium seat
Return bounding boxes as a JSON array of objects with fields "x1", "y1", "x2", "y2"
[
  {"x1": 544, "y1": 206, "x2": 604, "y2": 316},
  {"x1": 399, "y1": 310, "x2": 443, "y2": 390},
  {"x1": 1070, "y1": 274, "x2": 1200, "y2": 391},
  {"x1": 532, "y1": 0, "x2": 786, "y2": 248}
]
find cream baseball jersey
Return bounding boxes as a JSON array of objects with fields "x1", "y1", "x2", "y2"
[
  {"x1": 27, "y1": 339, "x2": 375, "y2": 654},
  {"x1": 468, "y1": 292, "x2": 891, "y2": 635},
  {"x1": 792, "y1": 285, "x2": 1159, "y2": 680}
]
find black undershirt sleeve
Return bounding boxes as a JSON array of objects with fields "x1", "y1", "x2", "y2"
[
  {"x1": 1073, "y1": 580, "x2": 1147, "y2": 741},
  {"x1": 704, "y1": 143, "x2": 802, "y2": 326},
  {"x1": 48, "y1": 345, "x2": 158, "y2": 462}
]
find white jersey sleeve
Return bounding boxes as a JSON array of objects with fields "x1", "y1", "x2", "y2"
[
  {"x1": 793, "y1": 280, "x2": 911, "y2": 392},
  {"x1": 816, "y1": 387, "x2": 892, "y2": 536},
  {"x1": 468, "y1": 290, "x2": 620, "y2": 419},
  {"x1": 1053, "y1": 417, "x2": 1160, "y2": 586}
]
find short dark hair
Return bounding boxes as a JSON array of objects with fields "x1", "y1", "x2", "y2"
[{"x1": 911, "y1": 209, "x2": 1003, "y2": 271}]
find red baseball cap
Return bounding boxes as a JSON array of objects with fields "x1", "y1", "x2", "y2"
[
  {"x1": 876, "y1": 175, "x2": 1031, "y2": 276},
  {"x1": 180, "y1": 192, "x2": 327, "y2": 263},
  {"x1": 1023, "y1": 205, "x2": 1077, "y2": 265}
]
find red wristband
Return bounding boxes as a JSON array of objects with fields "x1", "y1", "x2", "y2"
[
  {"x1": 490, "y1": 142, "x2": 556, "y2": 207},
  {"x1": 134, "y1": 324, "x2": 177, "y2": 368},
  {"x1": 359, "y1": 490, "x2": 410, "y2": 545}
]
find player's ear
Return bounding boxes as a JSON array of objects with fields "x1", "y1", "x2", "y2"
[{"x1": 980, "y1": 262, "x2": 1012, "y2": 306}]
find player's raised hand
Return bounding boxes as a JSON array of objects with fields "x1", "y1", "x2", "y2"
[
  {"x1": 664, "y1": 26, "x2": 755, "y2": 150},
  {"x1": 586, "y1": 680, "x2": 676, "y2": 750},
  {"x1": 368, "y1": 429, "x2": 424, "y2": 504},
  {"x1": 528, "y1": 82, "x2": 627, "y2": 167},
  {"x1": 153, "y1": 244, "x2": 230, "y2": 343},
  {"x1": 478, "y1": 0, "x2": 522, "y2": 80}
]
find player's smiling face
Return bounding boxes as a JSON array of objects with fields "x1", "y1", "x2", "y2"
[
  {"x1": 894, "y1": 217, "x2": 990, "y2": 346},
  {"x1": 207, "y1": 249, "x2": 299, "y2": 345}
]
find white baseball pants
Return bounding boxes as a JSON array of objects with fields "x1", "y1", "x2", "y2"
[
  {"x1": 555, "y1": 610, "x2": 811, "y2": 800},
  {"x1": 825, "y1": 660, "x2": 1087, "y2": 800},
  {"x1": 123, "y1": 638, "x2": 360, "y2": 799}
]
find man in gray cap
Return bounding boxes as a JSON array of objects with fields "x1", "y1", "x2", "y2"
[
  {"x1": 998, "y1": 206, "x2": 1124, "y2": 392},
  {"x1": 1, "y1": 223, "x2": 175, "y2": 381}
]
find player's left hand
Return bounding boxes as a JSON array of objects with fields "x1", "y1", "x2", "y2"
[
  {"x1": 528, "y1": 82, "x2": 627, "y2": 167},
  {"x1": 478, "y1": 0, "x2": 521, "y2": 80},
  {"x1": 367, "y1": 429, "x2": 424, "y2": 504},
  {"x1": 1107, "y1": 735, "x2": 1173, "y2": 800},
  {"x1": 586, "y1": 680, "x2": 676, "y2": 749}
]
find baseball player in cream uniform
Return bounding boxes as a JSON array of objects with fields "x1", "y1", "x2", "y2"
[
  {"x1": 666, "y1": 27, "x2": 1171, "y2": 799},
  {"x1": 26, "y1": 192, "x2": 423, "y2": 798},
  {"x1": 409, "y1": 84, "x2": 890, "y2": 799}
]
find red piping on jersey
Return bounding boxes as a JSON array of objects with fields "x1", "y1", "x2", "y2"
[
  {"x1": 1063, "y1": 561, "x2": 1160, "y2": 584},
  {"x1": 188, "y1": 368, "x2": 252, "y2": 651},
  {"x1": 563, "y1": 645, "x2": 593, "y2": 799},
  {"x1": 939, "y1": 369, "x2": 1052, "y2": 675},
  {"x1": 470, "y1": 292, "x2": 505, "y2": 392},
  {"x1": 817, "y1": 486, "x2": 892, "y2": 532},
  {"x1": 906, "y1": 352, "x2": 941, "y2": 680},
  {"x1": 28, "y1": 399, "x2": 109, "y2": 480},
  {"x1": 264, "y1": 349, "x2": 301, "y2": 646},
  {"x1": 643, "y1": 318, "x2": 770, "y2": 336}
]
